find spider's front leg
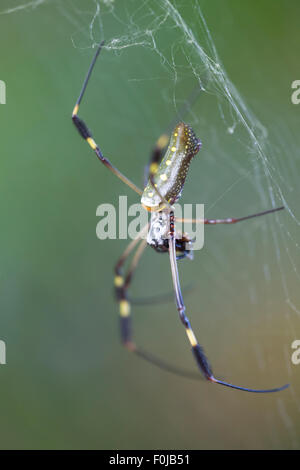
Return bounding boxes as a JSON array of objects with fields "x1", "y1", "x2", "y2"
[{"x1": 72, "y1": 41, "x2": 142, "y2": 196}]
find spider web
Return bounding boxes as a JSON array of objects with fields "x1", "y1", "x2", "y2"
[{"x1": 3, "y1": 0, "x2": 299, "y2": 449}]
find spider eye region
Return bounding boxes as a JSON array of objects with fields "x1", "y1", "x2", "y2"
[{"x1": 141, "y1": 122, "x2": 201, "y2": 210}]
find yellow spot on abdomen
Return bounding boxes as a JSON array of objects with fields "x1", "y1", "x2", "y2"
[
  {"x1": 160, "y1": 174, "x2": 168, "y2": 181},
  {"x1": 166, "y1": 160, "x2": 171, "y2": 166},
  {"x1": 171, "y1": 146, "x2": 176, "y2": 152}
]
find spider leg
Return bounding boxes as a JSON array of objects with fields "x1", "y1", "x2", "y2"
[
  {"x1": 143, "y1": 134, "x2": 169, "y2": 188},
  {"x1": 142, "y1": 131, "x2": 173, "y2": 210},
  {"x1": 168, "y1": 211, "x2": 289, "y2": 393},
  {"x1": 115, "y1": 238, "x2": 147, "y2": 350},
  {"x1": 72, "y1": 41, "x2": 142, "y2": 196},
  {"x1": 130, "y1": 281, "x2": 196, "y2": 306},
  {"x1": 114, "y1": 228, "x2": 201, "y2": 380},
  {"x1": 149, "y1": 165, "x2": 172, "y2": 210},
  {"x1": 177, "y1": 206, "x2": 284, "y2": 225}
]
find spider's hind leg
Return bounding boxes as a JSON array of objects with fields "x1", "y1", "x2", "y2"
[
  {"x1": 115, "y1": 238, "x2": 147, "y2": 351},
  {"x1": 113, "y1": 229, "x2": 200, "y2": 380}
]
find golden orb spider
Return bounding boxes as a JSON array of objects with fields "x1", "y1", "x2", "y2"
[{"x1": 72, "y1": 41, "x2": 289, "y2": 393}]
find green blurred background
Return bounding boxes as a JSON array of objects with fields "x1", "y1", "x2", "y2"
[{"x1": 0, "y1": 0, "x2": 299, "y2": 449}]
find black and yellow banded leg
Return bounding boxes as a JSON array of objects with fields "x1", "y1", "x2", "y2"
[
  {"x1": 143, "y1": 133, "x2": 169, "y2": 187},
  {"x1": 114, "y1": 223, "x2": 149, "y2": 347},
  {"x1": 72, "y1": 41, "x2": 142, "y2": 196},
  {"x1": 177, "y1": 206, "x2": 284, "y2": 225},
  {"x1": 167, "y1": 215, "x2": 214, "y2": 381},
  {"x1": 168, "y1": 228, "x2": 289, "y2": 392},
  {"x1": 115, "y1": 239, "x2": 147, "y2": 351},
  {"x1": 114, "y1": 233, "x2": 201, "y2": 380},
  {"x1": 144, "y1": 130, "x2": 173, "y2": 210},
  {"x1": 148, "y1": 158, "x2": 172, "y2": 212}
]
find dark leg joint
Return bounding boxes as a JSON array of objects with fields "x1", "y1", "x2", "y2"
[{"x1": 178, "y1": 307, "x2": 189, "y2": 328}]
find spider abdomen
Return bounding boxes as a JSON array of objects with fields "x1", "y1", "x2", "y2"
[{"x1": 141, "y1": 122, "x2": 201, "y2": 210}]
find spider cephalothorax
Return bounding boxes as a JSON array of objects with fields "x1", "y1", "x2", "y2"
[{"x1": 147, "y1": 210, "x2": 193, "y2": 260}]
